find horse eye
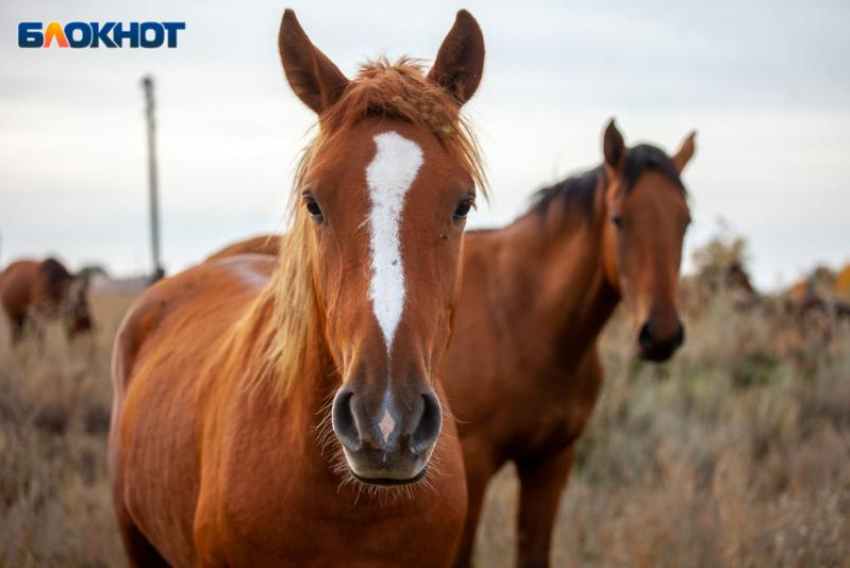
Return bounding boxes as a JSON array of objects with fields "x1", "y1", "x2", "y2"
[
  {"x1": 303, "y1": 194, "x2": 323, "y2": 222},
  {"x1": 453, "y1": 198, "x2": 474, "y2": 222},
  {"x1": 612, "y1": 215, "x2": 624, "y2": 229}
]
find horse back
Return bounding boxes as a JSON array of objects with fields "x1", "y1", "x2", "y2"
[{"x1": 205, "y1": 234, "x2": 281, "y2": 263}]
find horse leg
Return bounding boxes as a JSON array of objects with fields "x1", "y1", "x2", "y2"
[
  {"x1": 111, "y1": 445, "x2": 170, "y2": 568},
  {"x1": 452, "y1": 449, "x2": 495, "y2": 568},
  {"x1": 10, "y1": 316, "x2": 25, "y2": 346},
  {"x1": 514, "y1": 445, "x2": 576, "y2": 568},
  {"x1": 114, "y1": 496, "x2": 169, "y2": 567}
]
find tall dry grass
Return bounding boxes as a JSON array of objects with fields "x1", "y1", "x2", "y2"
[
  {"x1": 474, "y1": 291, "x2": 850, "y2": 568},
  {"x1": 0, "y1": 292, "x2": 133, "y2": 567},
  {"x1": 0, "y1": 284, "x2": 847, "y2": 566}
]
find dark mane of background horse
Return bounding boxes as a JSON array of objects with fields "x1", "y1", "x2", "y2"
[
  {"x1": 40, "y1": 258, "x2": 74, "y2": 296},
  {"x1": 527, "y1": 144, "x2": 686, "y2": 224}
]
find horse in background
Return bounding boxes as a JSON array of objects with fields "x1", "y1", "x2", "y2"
[
  {"x1": 109, "y1": 10, "x2": 486, "y2": 566},
  {"x1": 0, "y1": 257, "x2": 92, "y2": 344},
  {"x1": 448, "y1": 121, "x2": 696, "y2": 567}
]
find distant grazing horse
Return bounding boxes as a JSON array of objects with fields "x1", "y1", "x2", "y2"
[
  {"x1": 205, "y1": 234, "x2": 281, "y2": 262},
  {"x1": 449, "y1": 121, "x2": 695, "y2": 567},
  {"x1": 109, "y1": 10, "x2": 486, "y2": 566},
  {"x1": 0, "y1": 257, "x2": 92, "y2": 344}
]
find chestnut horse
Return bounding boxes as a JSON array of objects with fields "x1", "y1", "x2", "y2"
[
  {"x1": 109, "y1": 10, "x2": 486, "y2": 567},
  {"x1": 449, "y1": 121, "x2": 695, "y2": 567},
  {"x1": 203, "y1": 121, "x2": 696, "y2": 566},
  {"x1": 0, "y1": 257, "x2": 92, "y2": 344}
]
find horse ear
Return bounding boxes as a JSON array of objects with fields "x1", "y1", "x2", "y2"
[
  {"x1": 278, "y1": 10, "x2": 349, "y2": 115},
  {"x1": 427, "y1": 10, "x2": 485, "y2": 105},
  {"x1": 603, "y1": 119, "x2": 627, "y2": 173},
  {"x1": 672, "y1": 131, "x2": 697, "y2": 173}
]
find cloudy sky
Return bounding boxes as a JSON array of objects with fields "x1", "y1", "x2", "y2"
[{"x1": 1, "y1": 0, "x2": 848, "y2": 290}]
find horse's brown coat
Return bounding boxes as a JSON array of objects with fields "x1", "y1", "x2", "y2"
[
  {"x1": 205, "y1": 235, "x2": 281, "y2": 263},
  {"x1": 109, "y1": 9, "x2": 487, "y2": 567},
  {"x1": 449, "y1": 122, "x2": 695, "y2": 567},
  {"x1": 201, "y1": 125, "x2": 696, "y2": 568}
]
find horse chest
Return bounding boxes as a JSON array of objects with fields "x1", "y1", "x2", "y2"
[
  {"x1": 204, "y1": 474, "x2": 465, "y2": 566},
  {"x1": 494, "y1": 358, "x2": 602, "y2": 461},
  {"x1": 197, "y1": 419, "x2": 466, "y2": 566}
]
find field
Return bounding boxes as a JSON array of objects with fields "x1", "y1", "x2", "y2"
[{"x1": 0, "y1": 280, "x2": 848, "y2": 566}]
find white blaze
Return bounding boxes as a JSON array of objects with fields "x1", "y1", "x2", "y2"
[
  {"x1": 365, "y1": 131, "x2": 423, "y2": 351},
  {"x1": 379, "y1": 409, "x2": 397, "y2": 443}
]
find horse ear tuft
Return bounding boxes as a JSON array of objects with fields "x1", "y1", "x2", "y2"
[
  {"x1": 278, "y1": 10, "x2": 349, "y2": 114},
  {"x1": 427, "y1": 10, "x2": 485, "y2": 105},
  {"x1": 603, "y1": 119, "x2": 626, "y2": 172}
]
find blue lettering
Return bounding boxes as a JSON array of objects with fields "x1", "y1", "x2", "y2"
[
  {"x1": 18, "y1": 21, "x2": 185, "y2": 49},
  {"x1": 18, "y1": 22, "x2": 43, "y2": 48},
  {"x1": 91, "y1": 22, "x2": 116, "y2": 48},
  {"x1": 112, "y1": 22, "x2": 139, "y2": 48},
  {"x1": 140, "y1": 22, "x2": 164, "y2": 48},
  {"x1": 162, "y1": 22, "x2": 185, "y2": 48}
]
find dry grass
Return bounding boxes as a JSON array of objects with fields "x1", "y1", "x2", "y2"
[
  {"x1": 0, "y1": 292, "x2": 133, "y2": 567},
  {"x1": 0, "y1": 286, "x2": 848, "y2": 566},
  {"x1": 475, "y1": 292, "x2": 850, "y2": 568}
]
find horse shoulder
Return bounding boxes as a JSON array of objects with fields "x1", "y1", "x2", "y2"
[
  {"x1": 112, "y1": 257, "x2": 276, "y2": 564},
  {"x1": 111, "y1": 286, "x2": 168, "y2": 404}
]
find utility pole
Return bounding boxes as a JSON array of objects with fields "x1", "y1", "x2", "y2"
[{"x1": 141, "y1": 75, "x2": 164, "y2": 283}]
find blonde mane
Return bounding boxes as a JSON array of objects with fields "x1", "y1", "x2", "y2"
[{"x1": 235, "y1": 58, "x2": 487, "y2": 399}]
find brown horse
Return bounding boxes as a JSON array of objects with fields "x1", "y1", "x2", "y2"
[
  {"x1": 0, "y1": 257, "x2": 92, "y2": 344},
  {"x1": 449, "y1": 120, "x2": 695, "y2": 567},
  {"x1": 109, "y1": 10, "x2": 486, "y2": 566},
  {"x1": 202, "y1": 121, "x2": 696, "y2": 566}
]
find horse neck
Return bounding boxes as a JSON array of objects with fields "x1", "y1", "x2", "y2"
[
  {"x1": 225, "y1": 283, "x2": 339, "y2": 428},
  {"x1": 490, "y1": 197, "x2": 620, "y2": 367}
]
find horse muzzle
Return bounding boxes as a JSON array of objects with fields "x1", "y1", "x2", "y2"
[{"x1": 331, "y1": 385, "x2": 442, "y2": 485}]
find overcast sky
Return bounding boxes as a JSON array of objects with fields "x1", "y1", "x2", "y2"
[{"x1": 1, "y1": 0, "x2": 848, "y2": 290}]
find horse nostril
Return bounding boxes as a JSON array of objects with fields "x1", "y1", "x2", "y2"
[
  {"x1": 331, "y1": 388, "x2": 360, "y2": 452},
  {"x1": 412, "y1": 390, "x2": 442, "y2": 453},
  {"x1": 638, "y1": 321, "x2": 654, "y2": 351}
]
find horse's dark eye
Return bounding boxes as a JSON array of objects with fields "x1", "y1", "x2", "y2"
[
  {"x1": 612, "y1": 215, "x2": 624, "y2": 229},
  {"x1": 453, "y1": 198, "x2": 473, "y2": 222},
  {"x1": 303, "y1": 194, "x2": 323, "y2": 222}
]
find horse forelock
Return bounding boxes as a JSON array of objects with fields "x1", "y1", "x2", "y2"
[{"x1": 318, "y1": 57, "x2": 486, "y2": 197}]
